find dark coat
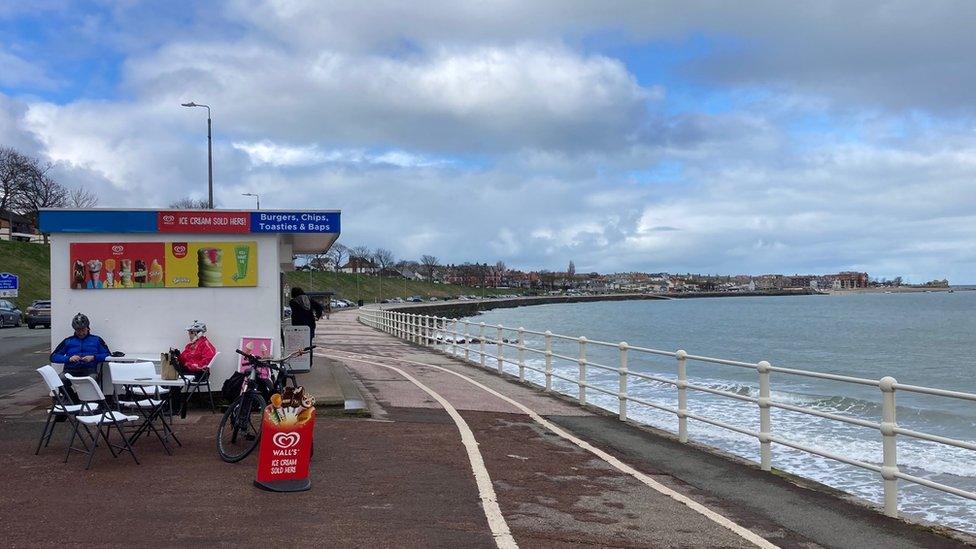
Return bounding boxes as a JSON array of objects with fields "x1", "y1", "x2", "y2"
[{"x1": 289, "y1": 295, "x2": 324, "y2": 330}]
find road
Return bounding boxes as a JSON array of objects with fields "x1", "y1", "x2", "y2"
[{"x1": 0, "y1": 326, "x2": 51, "y2": 396}]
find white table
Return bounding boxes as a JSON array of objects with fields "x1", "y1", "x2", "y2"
[
  {"x1": 106, "y1": 354, "x2": 162, "y2": 363},
  {"x1": 113, "y1": 376, "x2": 188, "y2": 451}
]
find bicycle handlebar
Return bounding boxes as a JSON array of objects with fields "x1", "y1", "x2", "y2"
[{"x1": 234, "y1": 345, "x2": 316, "y2": 366}]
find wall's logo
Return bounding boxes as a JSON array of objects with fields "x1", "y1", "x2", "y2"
[
  {"x1": 111, "y1": 245, "x2": 124, "y2": 254},
  {"x1": 171, "y1": 243, "x2": 188, "y2": 259},
  {"x1": 272, "y1": 432, "x2": 300, "y2": 449},
  {"x1": 161, "y1": 215, "x2": 176, "y2": 224}
]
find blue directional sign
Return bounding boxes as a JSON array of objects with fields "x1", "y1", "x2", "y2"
[{"x1": 0, "y1": 272, "x2": 19, "y2": 298}]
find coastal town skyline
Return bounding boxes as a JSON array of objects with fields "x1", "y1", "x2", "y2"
[{"x1": 2, "y1": 2, "x2": 976, "y2": 281}]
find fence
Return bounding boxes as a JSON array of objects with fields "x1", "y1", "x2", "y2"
[{"x1": 357, "y1": 308, "x2": 976, "y2": 520}]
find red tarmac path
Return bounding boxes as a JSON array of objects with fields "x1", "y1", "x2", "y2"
[{"x1": 0, "y1": 308, "x2": 970, "y2": 548}]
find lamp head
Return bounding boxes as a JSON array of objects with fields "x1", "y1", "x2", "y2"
[{"x1": 181, "y1": 102, "x2": 197, "y2": 107}]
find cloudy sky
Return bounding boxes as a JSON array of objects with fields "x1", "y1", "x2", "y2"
[{"x1": 2, "y1": 1, "x2": 975, "y2": 282}]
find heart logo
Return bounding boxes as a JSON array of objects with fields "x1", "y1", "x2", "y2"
[
  {"x1": 172, "y1": 243, "x2": 187, "y2": 259},
  {"x1": 111, "y1": 245, "x2": 124, "y2": 254},
  {"x1": 272, "y1": 432, "x2": 300, "y2": 449},
  {"x1": 162, "y1": 215, "x2": 175, "y2": 223}
]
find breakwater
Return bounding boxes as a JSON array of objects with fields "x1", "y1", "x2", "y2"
[{"x1": 386, "y1": 289, "x2": 818, "y2": 318}]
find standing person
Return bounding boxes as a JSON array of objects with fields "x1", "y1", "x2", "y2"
[
  {"x1": 50, "y1": 313, "x2": 111, "y2": 399},
  {"x1": 289, "y1": 287, "x2": 323, "y2": 346}
]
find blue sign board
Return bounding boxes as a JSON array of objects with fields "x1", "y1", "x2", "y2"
[
  {"x1": 250, "y1": 212, "x2": 339, "y2": 233},
  {"x1": 0, "y1": 272, "x2": 18, "y2": 290},
  {"x1": 39, "y1": 209, "x2": 340, "y2": 235},
  {"x1": 0, "y1": 272, "x2": 18, "y2": 297}
]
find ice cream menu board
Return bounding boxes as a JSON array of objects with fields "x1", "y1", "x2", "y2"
[{"x1": 69, "y1": 241, "x2": 257, "y2": 289}]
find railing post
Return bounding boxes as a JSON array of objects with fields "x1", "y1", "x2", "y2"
[
  {"x1": 517, "y1": 328, "x2": 525, "y2": 382},
  {"x1": 451, "y1": 319, "x2": 459, "y2": 356},
  {"x1": 463, "y1": 321, "x2": 470, "y2": 361},
  {"x1": 618, "y1": 342, "x2": 628, "y2": 421},
  {"x1": 497, "y1": 324, "x2": 504, "y2": 374},
  {"x1": 757, "y1": 360, "x2": 771, "y2": 470},
  {"x1": 479, "y1": 322, "x2": 486, "y2": 367},
  {"x1": 578, "y1": 336, "x2": 587, "y2": 405},
  {"x1": 676, "y1": 350, "x2": 688, "y2": 443},
  {"x1": 880, "y1": 376, "x2": 900, "y2": 517},
  {"x1": 544, "y1": 330, "x2": 553, "y2": 391}
]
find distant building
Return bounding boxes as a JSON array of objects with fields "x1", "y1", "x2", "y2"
[
  {"x1": 340, "y1": 257, "x2": 378, "y2": 274},
  {"x1": 833, "y1": 271, "x2": 869, "y2": 289},
  {"x1": 0, "y1": 210, "x2": 42, "y2": 242}
]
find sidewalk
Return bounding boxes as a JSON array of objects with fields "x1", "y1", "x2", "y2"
[
  {"x1": 317, "y1": 309, "x2": 972, "y2": 548},
  {"x1": 0, "y1": 309, "x2": 969, "y2": 547}
]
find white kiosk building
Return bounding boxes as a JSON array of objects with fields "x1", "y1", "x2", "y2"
[{"x1": 39, "y1": 208, "x2": 340, "y2": 386}]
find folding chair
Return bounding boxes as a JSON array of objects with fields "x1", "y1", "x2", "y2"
[
  {"x1": 63, "y1": 374, "x2": 140, "y2": 470},
  {"x1": 109, "y1": 362, "x2": 175, "y2": 455},
  {"x1": 34, "y1": 365, "x2": 85, "y2": 455},
  {"x1": 180, "y1": 351, "x2": 220, "y2": 416}
]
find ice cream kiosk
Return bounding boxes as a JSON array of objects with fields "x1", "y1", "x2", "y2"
[{"x1": 39, "y1": 208, "x2": 340, "y2": 388}]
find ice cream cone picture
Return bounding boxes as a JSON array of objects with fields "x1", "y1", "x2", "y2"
[
  {"x1": 120, "y1": 259, "x2": 133, "y2": 288},
  {"x1": 73, "y1": 260, "x2": 86, "y2": 289},
  {"x1": 198, "y1": 248, "x2": 223, "y2": 287},
  {"x1": 104, "y1": 258, "x2": 116, "y2": 288},
  {"x1": 86, "y1": 259, "x2": 103, "y2": 289},
  {"x1": 134, "y1": 259, "x2": 147, "y2": 287},
  {"x1": 148, "y1": 259, "x2": 163, "y2": 287}
]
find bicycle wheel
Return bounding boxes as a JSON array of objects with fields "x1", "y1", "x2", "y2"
[{"x1": 216, "y1": 392, "x2": 266, "y2": 463}]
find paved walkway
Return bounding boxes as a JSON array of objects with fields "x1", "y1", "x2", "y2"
[
  {"x1": 0, "y1": 309, "x2": 970, "y2": 547},
  {"x1": 319, "y1": 309, "x2": 972, "y2": 548}
]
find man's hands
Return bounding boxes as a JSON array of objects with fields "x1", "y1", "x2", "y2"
[
  {"x1": 69, "y1": 355, "x2": 81, "y2": 362},
  {"x1": 82, "y1": 355, "x2": 95, "y2": 362}
]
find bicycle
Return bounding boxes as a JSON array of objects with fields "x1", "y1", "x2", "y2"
[{"x1": 216, "y1": 345, "x2": 315, "y2": 463}]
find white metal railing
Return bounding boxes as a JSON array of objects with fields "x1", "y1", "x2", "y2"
[{"x1": 357, "y1": 308, "x2": 976, "y2": 520}]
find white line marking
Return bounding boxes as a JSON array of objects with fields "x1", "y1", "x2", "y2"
[
  {"x1": 320, "y1": 352, "x2": 517, "y2": 549},
  {"x1": 323, "y1": 349, "x2": 778, "y2": 549}
]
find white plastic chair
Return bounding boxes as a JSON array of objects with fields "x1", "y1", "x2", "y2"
[
  {"x1": 180, "y1": 351, "x2": 220, "y2": 415},
  {"x1": 34, "y1": 365, "x2": 84, "y2": 455},
  {"x1": 64, "y1": 374, "x2": 139, "y2": 469}
]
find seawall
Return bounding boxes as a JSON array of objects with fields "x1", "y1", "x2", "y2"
[{"x1": 383, "y1": 289, "x2": 819, "y2": 318}]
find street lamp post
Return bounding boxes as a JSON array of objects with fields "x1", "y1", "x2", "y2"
[
  {"x1": 181, "y1": 102, "x2": 213, "y2": 208},
  {"x1": 242, "y1": 192, "x2": 260, "y2": 209}
]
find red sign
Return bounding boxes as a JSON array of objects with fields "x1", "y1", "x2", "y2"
[
  {"x1": 254, "y1": 406, "x2": 314, "y2": 492},
  {"x1": 69, "y1": 242, "x2": 166, "y2": 289},
  {"x1": 157, "y1": 211, "x2": 250, "y2": 233}
]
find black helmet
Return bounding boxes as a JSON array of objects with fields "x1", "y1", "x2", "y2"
[{"x1": 71, "y1": 313, "x2": 90, "y2": 331}]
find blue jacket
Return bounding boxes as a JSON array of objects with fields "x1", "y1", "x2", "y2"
[{"x1": 51, "y1": 334, "x2": 111, "y2": 374}]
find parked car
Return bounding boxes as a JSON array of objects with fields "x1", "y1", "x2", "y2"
[
  {"x1": 407, "y1": 296, "x2": 423, "y2": 303},
  {"x1": 0, "y1": 299, "x2": 23, "y2": 328},
  {"x1": 25, "y1": 299, "x2": 51, "y2": 329}
]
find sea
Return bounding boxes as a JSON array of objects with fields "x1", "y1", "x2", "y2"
[{"x1": 454, "y1": 291, "x2": 976, "y2": 533}]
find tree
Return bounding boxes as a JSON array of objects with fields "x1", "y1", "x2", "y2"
[
  {"x1": 168, "y1": 197, "x2": 210, "y2": 209},
  {"x1": 326, "y1": 243, "x2": 348, "y2": 271},
  {"x1": 12, "y1": 165, "x2": 68, "y2": 226},
  {"x1": 68, "y1": 186, "x2": 99, "y2": 208},
  {"x1": 372, "y1": 248, "x2": 395, "y2": 274},
  {"x1": 567, "y1": 260, "x2": 576, "y2": 278},
  {"x1": 421, "y1": 254, "x2": 440, "y2": 281},
  {"x1": 349, "y1": 245, "x2": 371, "y2": 261}
]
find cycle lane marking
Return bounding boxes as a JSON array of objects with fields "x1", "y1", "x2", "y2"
[
  {"x1": 316, "y1": 351, "x2": 517, "y2": 549},
  {"x1": 322, "y1": 349, "x2": 778, "y2": 549}
]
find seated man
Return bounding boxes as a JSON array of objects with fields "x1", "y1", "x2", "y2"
[
  {"x1": 178, "y1": 320, "x2": 216, "y2": 378},
  {"x1": 50, "y1": 313, "x2": 111, "y2": 399}
]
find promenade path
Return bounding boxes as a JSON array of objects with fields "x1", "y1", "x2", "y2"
[
  {"x1": 0, "y1": 308, "x2": 969, "y2": 547},
  {"x1": 319, "y1": 308, "x2": 971, "y2": 548}
]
